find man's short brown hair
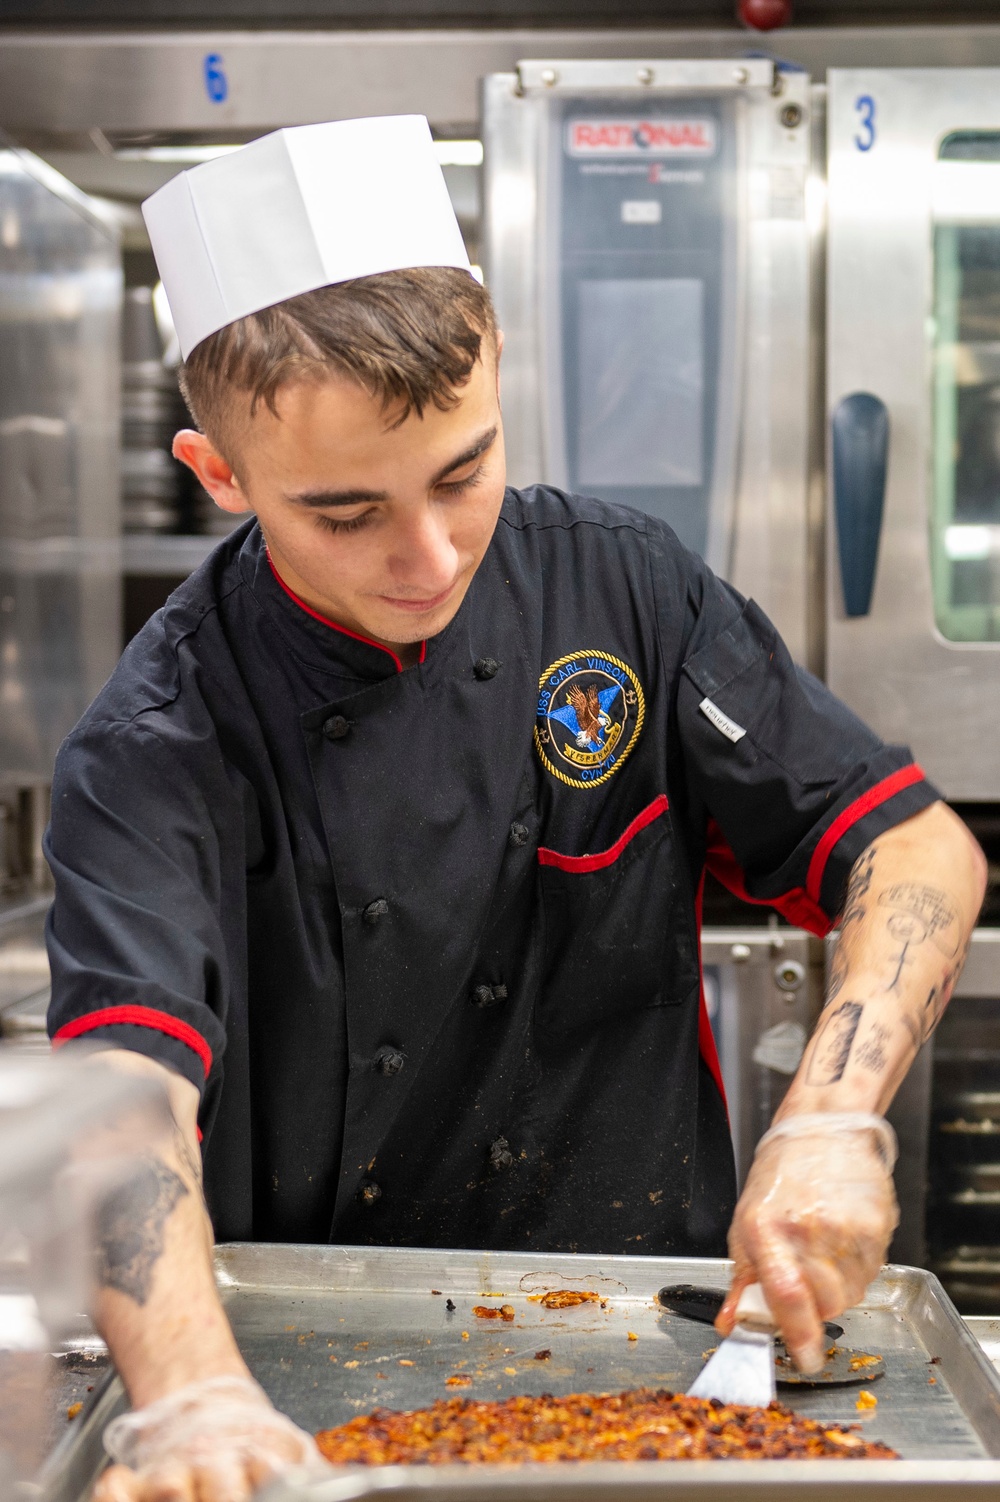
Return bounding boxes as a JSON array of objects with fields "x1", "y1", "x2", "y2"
[{"x1": 178, "y1": 266, "x2": 497, "y2": 459}]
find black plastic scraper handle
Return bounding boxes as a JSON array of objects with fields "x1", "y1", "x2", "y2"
[{"x1": 656, "y1": 1285, "x2": 843, "y2": 1342}]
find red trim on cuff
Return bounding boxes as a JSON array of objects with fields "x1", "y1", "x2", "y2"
[
  {"x1": 538, "y1": 794, "x2": 669, "y2": 874},
  {"x1": 695, "y1": 872, "x2": 728, "y2": 1118},
  {"x1": 52, "y1": 1006, "x2": 213, "y2": 1079},
  {"x1": 805, "y1": 763, "x2": 926, "y2": 905},
  {"x1": 706, "y1": 822, "x2": 832, "y2": 939},
  {"x1": 266, "y1": 549, "x2": 411, "y2": 674}
]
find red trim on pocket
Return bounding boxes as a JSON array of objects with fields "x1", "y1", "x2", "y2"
[
  {"x1": 52, "y1": 1006, "x2": 213, "y2": 1079},
  {"x1": 267, "y1": 549, "x2": 426, "y2": 675},
  {"x1": 537, "y1": 794, "x2": 669, "y2": 874},
  {"x1": 805, "y1": 763, "x2": 925, "y2": 905},
  {"x1": 706, "y1": 821, "x2": 833, "y2": 939},
  {"x1": 695, "y1": 872, "x2": 728, "y2": 1118}
]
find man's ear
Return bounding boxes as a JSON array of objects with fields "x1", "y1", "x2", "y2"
[
  {"x1": 494, "y1": 329, "x2": 504, "y2": 406},
  {"x1": 172, "y1": 430, "x2": 252, "y2": 517}
]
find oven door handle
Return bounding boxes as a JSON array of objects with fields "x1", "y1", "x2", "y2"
[{"x1": 832, "y1": 391, "x2": 890, "y2": 618}]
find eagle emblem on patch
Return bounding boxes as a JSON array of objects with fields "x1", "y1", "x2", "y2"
[{"x1": 535, "y1": 650, "x2": 645, "y2": 789}]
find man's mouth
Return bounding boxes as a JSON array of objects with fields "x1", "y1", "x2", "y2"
[{"x1": 377, "y1": 585, "x2": 456, "y2": 614}]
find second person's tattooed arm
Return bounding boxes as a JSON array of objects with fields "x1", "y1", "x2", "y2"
[
  {"x1": 782, "y1": 800, "x2": 986, "y2": 1118},
  {"x1": 722, "y1": 801, "x2": 986, "y2": 1373}
]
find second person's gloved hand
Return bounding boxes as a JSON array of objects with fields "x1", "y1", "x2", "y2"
[
  {"x1": 96, "y1": 1374, "x2": 328, "y2": 1502},
  {"x1": 719, "y1": 1112, "x2": 899, "y2": 1373}
]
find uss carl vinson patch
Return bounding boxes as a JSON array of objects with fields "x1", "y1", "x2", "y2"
[{"x1": 535, "y1": 650, "x2": 645, "y2": 789}]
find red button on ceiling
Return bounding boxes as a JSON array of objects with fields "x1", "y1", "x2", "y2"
[{"x1": 738, "y1": 0, "x2": 793, "y2": 29}]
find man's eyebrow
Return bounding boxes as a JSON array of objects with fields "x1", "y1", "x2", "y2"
[
  {"x1": 284, "y1": 486, "x2": 390, "y2": 509},
  {"x1": 430, "y1": 426, "x2": 498, "y2": 487},
  {"x1": 283, "y1": 426, "x2": 498, "y2": 509}
]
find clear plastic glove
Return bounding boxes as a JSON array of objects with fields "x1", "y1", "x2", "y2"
[
  {"x1": 95, "y1": 1375, "x2": 328, "y2": 1502},
  {"x1": 719, "y1": 1113, "x2": 898, "y2": 1374}
]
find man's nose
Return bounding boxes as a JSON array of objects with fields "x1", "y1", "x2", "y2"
[{"x1": 389, "y1": 506, "x2": 459, "y2": 588}]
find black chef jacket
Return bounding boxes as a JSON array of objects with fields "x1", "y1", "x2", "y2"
[{"x1": 45, "y1": 487, "x2": 938, "y2": 1253}]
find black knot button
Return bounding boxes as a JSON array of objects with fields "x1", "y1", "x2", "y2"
[
  {"x1": 489, "y1": 1136, "x2": 513, "y2": 1172},
  {"x1": 362, "y1": 898, "x2": 389, "y2": 926},
  {"x1": 508, "y1": 823, "x2": 529, "y2": 849},
  {"x1": 375, "y1": 1047, "x2": 405, "y2": 1076},
  {"x1": 322, "y1": 715, "x2": 351, "y2": 741},
  {"x1": 359, "y1": 1179, "x2": 382, "y2": 1206},
  {"x1": 471, "y1": 982, "x2": 508, "y2": 1009},
  {"x1": 474, "y1": 657, "x2": 500, "y2": 681}
]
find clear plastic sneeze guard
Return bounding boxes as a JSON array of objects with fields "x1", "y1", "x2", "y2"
[{"x1": 0, "y1": 1052, "x2": 170, "y2": 1496}]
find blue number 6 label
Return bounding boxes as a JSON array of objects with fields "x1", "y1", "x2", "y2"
[
  {"x1": 204, "y1": 52, "x2": 228, "y2": 105},
  {"x1": 854, "y1": 94, "x2": 876, "y2": 153}
]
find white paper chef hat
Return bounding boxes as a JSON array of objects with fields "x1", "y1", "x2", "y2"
[{"x1": 142, "y1": 115, "x2": 472, "y2": 360}]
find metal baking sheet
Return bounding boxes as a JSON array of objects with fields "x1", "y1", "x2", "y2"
[
  {"x1": 45, "y1": 1245, "x2": 1000, "y2": 1500},
  {"x1": 207, "y1": 1246, "x2": 1000, "y2": 1461}
]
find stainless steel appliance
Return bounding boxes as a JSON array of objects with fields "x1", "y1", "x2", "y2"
[
  {"x1": 826, "y1": 68, "x2": 1000, "y2": 801},
  {"x1": 0, "y1": 146, "x2": 122, "y2": 890},
  {"x1": 484, "y1": 58, "x2": 819, "y2": 668}
]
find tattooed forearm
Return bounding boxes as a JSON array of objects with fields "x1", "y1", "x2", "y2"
[
  {"x1": 95, "y1": 1157, "x2": 188, "y2": 1306},
  {"x1": 806, "y1": 1000, "x2": 863, "y2": 1085}
]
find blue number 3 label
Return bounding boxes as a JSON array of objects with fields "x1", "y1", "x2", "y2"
[
  {"x1": 204, "y1": 52, "x2": 228, "y2": 105},
  {"x1": 854, "y1": 94, "x2": 876, "y2": 153}
]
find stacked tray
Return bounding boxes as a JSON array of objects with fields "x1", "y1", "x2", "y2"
[{"x1": 42, "y1": 1246, "x2": 1000, "y2": 1500}]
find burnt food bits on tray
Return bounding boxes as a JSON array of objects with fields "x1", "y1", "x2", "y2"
[{"x1": 315, "y1": 1389, "x2": 899, "y2": 1465}]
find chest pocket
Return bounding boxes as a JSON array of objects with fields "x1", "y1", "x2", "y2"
[{"x1": 536, "y1": 795, "x2": 699, "y2": 1036}]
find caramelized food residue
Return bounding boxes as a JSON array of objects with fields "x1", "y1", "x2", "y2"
[
  {"x1": 315, "y1": 1389, "x2": 900, "y2": 1465},
  {"x1": 445, "y1": 1375, "x2": 472, "y2": 1388},
  {"x1": 473, "y1": 1305, "x2": 515, "y2": 1322},
  {"x1": 530, "y1": 1290, "x2": 603, "y2": 1310},
  {"x1": 856, "y1": 1390, "x2": 878, "y2": 1411},
  {"x1": 848, "y1": 1354, "x2": 882, "y2": 1371}
]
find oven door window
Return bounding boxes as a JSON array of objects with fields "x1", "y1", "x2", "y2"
[{"x1": 932, "y1": 132, "x2": 1000, "y2": 642}]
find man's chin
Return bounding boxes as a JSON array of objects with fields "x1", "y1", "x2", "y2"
[{"x1": 363, "y1": 599, "x2": 463, "y2": 651}]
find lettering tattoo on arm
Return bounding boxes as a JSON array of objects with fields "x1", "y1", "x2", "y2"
[
  {"x1": 806, "y1": 1000, "x2": 864, "y2": 1086},
  {"x1": 94, "y1": 1156, "x2": 188, "y2": 1306},
  {"x1": 855, "y1": 1022, "x2": 892, "y2": 1074}
]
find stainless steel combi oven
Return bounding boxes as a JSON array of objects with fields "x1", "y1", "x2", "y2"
[
  {"x1": 827, "y1": 68, "x2": 1000, "y2": 802},
  {"x1": 483, "y1": 57, "x2": 821, "y2": 672}
]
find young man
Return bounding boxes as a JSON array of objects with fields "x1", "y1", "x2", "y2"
[{"x1": 46, "y1": 118, "x2": 984, "y2": 1501}]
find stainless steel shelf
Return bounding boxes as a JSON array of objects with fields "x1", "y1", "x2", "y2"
[{"x1": 123, "y1": 533, "x2": 222, "y2": 576}]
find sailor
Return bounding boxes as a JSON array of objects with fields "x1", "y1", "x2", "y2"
[{"x1": 45, "y1": 117, "x2": 984, "y2": 1501}]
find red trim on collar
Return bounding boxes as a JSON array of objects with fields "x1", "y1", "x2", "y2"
[
  {"x1": 805, "y1": 763, "x2": 926, "y2": 906},
  {"x1": 52, "y1": 1006, "x2": 213, "y2": 1079},
  {"x1": 537, "y1": 794, "x2": 669, "y2": 873},
  {"x1": 265, "y1": 549, "x2": 427, "y2": 675}
]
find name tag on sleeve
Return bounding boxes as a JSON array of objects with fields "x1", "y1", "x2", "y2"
[{"x1": 699, "y1": 697, "x2": 747, "y2": 744}]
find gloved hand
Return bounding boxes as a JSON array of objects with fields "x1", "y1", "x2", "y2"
[
  {"x1": 95, "y1": 1375, "x2": 328, "y2": 1502},
  {"x1": 719, "y1": 1112, "x2": 899, "y2": 1374}
]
